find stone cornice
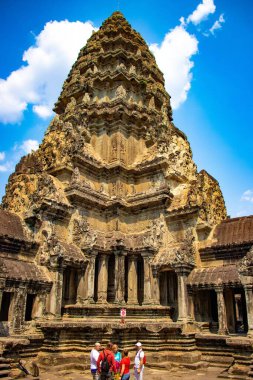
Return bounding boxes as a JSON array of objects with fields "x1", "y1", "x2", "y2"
[{"x1": 65, "y1": 185, "x2": 171, "y2": 211}]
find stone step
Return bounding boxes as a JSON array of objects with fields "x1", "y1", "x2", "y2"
[
  {"x1": 0, "y1": 372, "x2": 11, "y2": 378},
  {"x1": 218, "y1": 372, "x2": 248, "y2": 380}
]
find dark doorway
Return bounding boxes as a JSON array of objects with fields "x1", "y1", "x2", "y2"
[
  {"x1": 124, "y1": 255, "x2": 129, "y2": 303},
  {"x1": 0, "y1": 292, "x2": 13, "y2": 321},
  {"x1": 94, "y1": 255, "x2": 99, "y2": 302},
  {"x1": 137, "y1": 256, "x2": 144, "y2": 305},
  {"x1": 107, "y1": 254, "x2": 115, "y2": 302},
  {"x1": 25, "y1": 294, "x2": 36, "y2": 321}
]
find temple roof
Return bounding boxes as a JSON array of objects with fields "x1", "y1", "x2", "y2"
[
  {"x1": 213, "y1": 215, "x2": 253, "y2": 246},
  {"x1": 0, "y1": 210, "x2": 27, "y2": 241},
  {"x1": 187, "y1": 265, "x2": 241, "y2": 287},
  {"x1": 0, "y1": 257, "x2": 51, "y2": 284}
]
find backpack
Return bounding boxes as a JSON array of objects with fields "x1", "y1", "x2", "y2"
[{"x1": 101, "y1": 350, "x2": 110, "y2": 373}]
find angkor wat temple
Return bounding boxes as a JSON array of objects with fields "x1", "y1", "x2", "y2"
[{"x1": 1, "y1": 11, "x2": 253, "y2": 379}]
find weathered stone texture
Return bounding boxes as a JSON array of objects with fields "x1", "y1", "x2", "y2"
[{"x1": 0, "y1": 11, "x2": 253, "y2": 380}]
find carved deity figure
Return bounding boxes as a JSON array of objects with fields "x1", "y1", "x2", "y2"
[
  {"x1": 71, "y1": 167, "x2": 81, "y2": 185},
  {"x1": 115, "y1": 85, "x2": 127, "y2": 99},
  {"x1": 65, "y1": 97, "x2": 76, "y2": 113}
]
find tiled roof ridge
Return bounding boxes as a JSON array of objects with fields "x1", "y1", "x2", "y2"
[{"x1": 220, "y1": 214, "x2": 253, "y2": 224}]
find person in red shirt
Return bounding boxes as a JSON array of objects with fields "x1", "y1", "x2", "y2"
[
  {"x1": 120, "y1": 349, "x2": 131, "y2": 380},
  {"x1": 97, "y1": 342, "x2": 116, "y2": 380}
]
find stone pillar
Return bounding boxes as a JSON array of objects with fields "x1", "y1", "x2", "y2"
[
  {"x1": 77, "y1": 267, "x2": 86, "y2": 304},
  {"x1": 12, "y1": 286, "x2": 27, "y2": 334},
  {"x1": 215, "y1": 286, "x2": 228, "y2": 335},
  {"x1": 83, "y1": 254, "x2": 97, "y2": 303},
  {"x1": 97, "y1": 254, "x2": 109, "y2": 303},
  {"x1": 142, "y1": 253, "x2": 153, "y2": 305},
  {"x1": 244, "y1": 285, "x2": 253, "y2": 337},
  {"x1": 32, "y1": 292, "x2": 47, "y2": 319},
  {"x1": 115, "y1": 253, "x2": 126, "y2": 304},
  {"x1": 187, "y1": 288, "x2": 195, "y2": 321},
  {"x1": 127, "y1": 255, "x2": 138, "y2": 305},
  {"x1": 48, "y1": 267, "x2": 64, "y2": 318},
  {"x1": 224, "y1": 288, "x2": 236, "y2": 333},
  {"x1": 69, "y1": 269, "x2": 77, "y2": 304},
  {"x1": 175, "y1": 268, "x2": 190, "y2": 322},
  {"x1": 160, "y1": 272, "x2": 168, "y2": 306},
  {"x1": 151, "y1": 267, "x2": 160, "y2": 305}
]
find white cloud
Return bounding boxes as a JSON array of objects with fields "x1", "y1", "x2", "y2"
[
  {"x1": 0, "y1": 20, "x2": 96, "y2": 124},
  {"x1": 241, "y1": 190, "x2": 253, "y2": 203},
  {"x1": 209, "y1": 14, "x2": 225, "y2": 35},
  {"x1": 150, "y1": 25, "x2": 198, "y2": 109},
  {"x1": 0, "y1": 161, "x2": 12, "y2": 172},
  {"x1": 20, "y1": 139, "x2": 39, "y2": 154},
  {"x1": 0, "y1": 152, "x2": 5, "y2": 161},
  {"x1": 187, "y1": 0, "x2": 216, "y2": 25},
  {"x1": 33, "y1": 105, "x2": 52, "y2": 118}
]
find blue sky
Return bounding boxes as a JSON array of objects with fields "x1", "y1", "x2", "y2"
[{"x1": 0, "y1": 0, "x2": 253, "y2": 217}]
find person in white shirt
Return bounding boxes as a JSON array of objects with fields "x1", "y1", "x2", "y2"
[
  {"x1": 90, "y1": 342, "x2": 101, "y2": 380},
  {"x1": 134, "y1": 342, "x2": 144, "y2": 380}
]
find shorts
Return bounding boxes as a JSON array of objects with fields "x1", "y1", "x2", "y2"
[
  {"x1": 100, "y1": 372, "x2": 113, "y2": 380},
  {"x1": 134, "y1": 369, "x2": 143, "y2": 380},
  {"x1": 122, "y1": 374, "x2": 130, "y2": 380}
]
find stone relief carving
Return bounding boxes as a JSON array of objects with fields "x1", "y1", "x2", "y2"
[
  {"x1": 71, "y1": 217, "x2": 97, "y2": 249},
  {"x1": 115, "y1": 85, "x2": 127, "y2": 99},
  {"x1": 238, "y1": 246, "x2": 253, "y2": 275},
  {"x1": 172, "y1": 229, "x2": 195, "y2": 267},
  {"x1": 143, "y1": 218, "x2": 166, "y2": 249}
]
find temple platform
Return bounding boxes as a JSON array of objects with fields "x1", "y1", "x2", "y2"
[{"x1": 61, "y1": 303, "x2": 173, "y2": 321}]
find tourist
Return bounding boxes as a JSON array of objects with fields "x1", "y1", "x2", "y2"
[
  {"x1": 120, "y1": 349, "x2": 131, "y2": 380},
  {"x1": 97, "y1": 342, "x2": 116, "y2": 380},
  {"x1": 134, "y1": 342, "x2": 144, "y2": 380},
  {"x1": 112, "y1": 344, "x2": 122, "y2": 376},
  {"x1": 90, "y1": 342, "x2": 101, "y2": 380}
]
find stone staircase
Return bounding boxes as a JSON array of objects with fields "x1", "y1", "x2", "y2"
[{"x1": 0, "y1": 358, "x2": 11, "y2": 379}]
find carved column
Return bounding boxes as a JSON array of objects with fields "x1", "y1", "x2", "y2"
[
  {"x1": 224, "y1": 288, "x2": 236, "y2": 333},
  {"x1": 244, "y1": 285, "x2": 253, "y2": 337},
  {"x1": 160, "y1": 272, "x2": 168, "y2": 305},
  {"x1": 32, "y1": 292, "x2": 47, "y2": 319},
  {"x1": 187, "y1": 288, "x2": 195, "y2": 321},
  {"x1": 69, "y1": 269, "x2": 77, "y2": 304},
  {"x1": 48, "y1": 267, "x2": 64, "y2": 318},
  {"x1": 83, "y1": 253, "x2": 97, "y2": 303},
  {"x1": 12, "y1": 286, "x2": 27, "y2": 334},
  {"x1": 151, "y1": 267, "x2": 160, "y2": 305},
  {"x1": 0, "y1": 280, "x2": 5, "y2": 312},
  {"x1": 142, "y1": 253, "x2": 153, "y2": 305},
  {"x1": 97, "y1": 254, "x2": 109, "y2": 303},
  {"x1": 175, "y1": 266, "x2": 191, "y2": 322},
  {"x1": 127, "y1": 255, "x2": 138, "y2": 305},
  {"x1": 215, "y1": 286, "x2": 228, "y2": 335},
  {"x1": 77, "y1": 267, "x2": 86, "y2": 304},
  {"x1": 115, "y1": 253, "x2": 126, "y2": 304}
]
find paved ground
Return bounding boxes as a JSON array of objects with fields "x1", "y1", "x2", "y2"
[{"x1": 39, "y1": 366, "x2": 225, "y2": 380}]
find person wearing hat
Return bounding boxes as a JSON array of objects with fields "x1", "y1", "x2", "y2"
[
  {"x1": 90, "y1": 342, "x2": 101, "y2": 380},
  {"x1": 134, "y1": 342, "x2": 144, "y2": 380}
]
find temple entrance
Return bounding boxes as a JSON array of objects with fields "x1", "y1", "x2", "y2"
[
  {"x1": 0, "y1": 292, "x2": 13, "y2": 321},
  {"x1": 62, "y1": 267, "x2": 78, "y2": 306},
  {"x1": 25, "y1": 294, "x2": 36, "y2": 321},
  {"x1": 137, "y1": 256, "x2": 144, "y2": 305},
  {"x1": 107, "y1": 254, "x2": 115, "y2": 302},
  {"x1": 124, "y1": 255, "x2": 128, "y2": 303},
  {"x1": 160, "y1": 271, "x2": 178, "y2": 320},
  {"x1": 194, "y1": 289, "x2": 218, "y2": 329},
  {"x1": 225, "y1": 288, "x2": 247, "y2": 334}
]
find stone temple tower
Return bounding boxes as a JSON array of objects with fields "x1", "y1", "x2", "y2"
[{"x1": 5, "y1": 11, "x2": 253, "y2": 371}]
